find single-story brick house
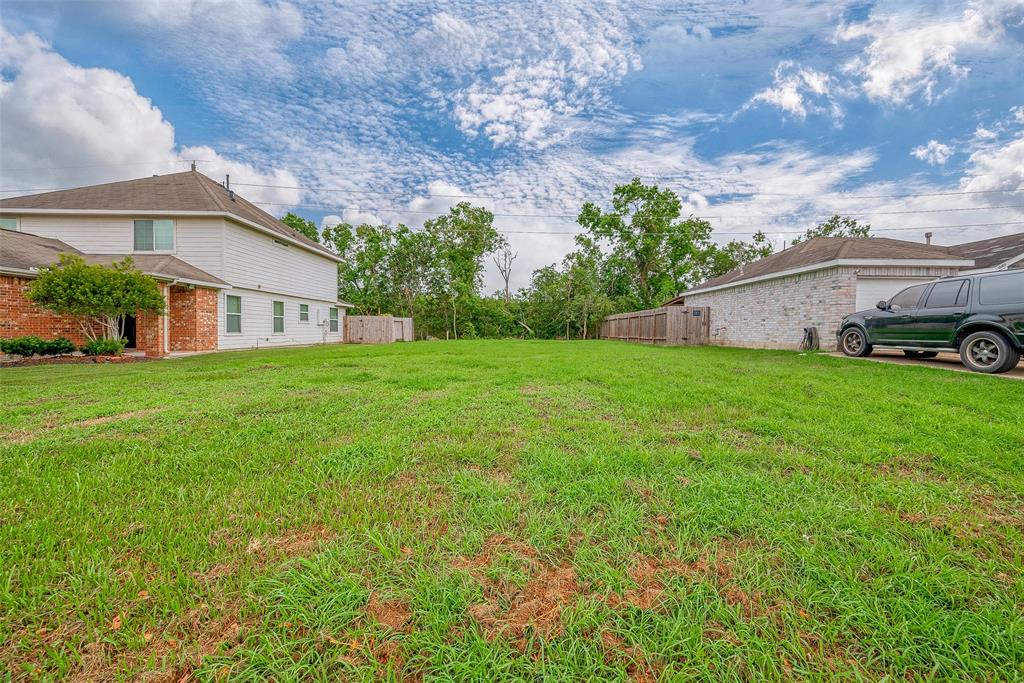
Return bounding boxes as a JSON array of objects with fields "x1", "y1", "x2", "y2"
[
  {"x1": 0, "y1": 171, "x2": 351, "y2": 356},
  {"x1": 664, "y1": 234, "x2": 1023, "y2": 351}
]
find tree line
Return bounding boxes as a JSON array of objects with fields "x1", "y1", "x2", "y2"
[{"x1": 282, "y1": 179, "x2": 870, "y2": 340}]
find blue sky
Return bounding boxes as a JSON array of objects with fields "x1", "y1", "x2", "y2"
[{"x1": 1, "y1": 0, "x2": 1022, "y2": 289}]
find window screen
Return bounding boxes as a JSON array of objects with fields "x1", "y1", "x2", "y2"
[
  {"x1": 273, "y1": 300, "x2": 285, "y2": 333},
  {"x1": 226, "y1": 295, "x2": 242, "y2": 333},
  {"x1": 134, "y1": 219, "x2": 174, "y2": 251}
]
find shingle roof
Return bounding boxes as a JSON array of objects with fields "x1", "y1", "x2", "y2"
[
  {"x1": 0, "y1": 230, "x2": 228, "y2": 287},
  {"x1": 667, "y1": 236, "x2": 970, "y2": 302},
  {"x1": 0, "y1": 170, "x2": 339, "y2": 260},
  {"x1": 948, "y1": 231, "x2": 1024, "y2": 270}
]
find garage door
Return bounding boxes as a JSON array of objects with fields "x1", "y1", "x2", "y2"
[{"x1": 855, "y1": 277, "x2": 936, "y2": 311}]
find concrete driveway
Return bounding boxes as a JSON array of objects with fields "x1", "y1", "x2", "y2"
[{"x1": 830, "y1": 349, "x2": 1024, "y2": 379}]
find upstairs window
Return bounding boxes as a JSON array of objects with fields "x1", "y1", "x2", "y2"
[
  {"x1": 134, "y1": 219, "x2": 174, "y2": 251},
  {"x1": 272, "y1": 300, "x2": 285, "y2": 333},
  {"x1": 329, "y1": 307, "x2": 339, "y2": 332},
  {"x1": 0, "y1": 217, "x2": 18, "y2": 231},
  {"x1": 299, "y1": 303, "x2": 309, "y2": 322}
]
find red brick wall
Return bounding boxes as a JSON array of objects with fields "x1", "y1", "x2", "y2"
[
  {"x1": 135, "y1": 283, "x2": 167, "y2": 357},
  {"x1": 0, "y1": 275, "x2": 90, "y2": 345},
  {"x1": 168, "y1": 286, "x2": 218, "y2": 352}
]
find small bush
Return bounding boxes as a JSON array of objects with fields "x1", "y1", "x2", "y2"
[
  {"x1": 40, "y1": 337, "x2": 78, "y2": 356},
  {"x1": 0, "y1": 336, "x2": 45, "y2": 356},
  {"x1": 81, "y1": 338, "x2": 126, "y2": 356}
]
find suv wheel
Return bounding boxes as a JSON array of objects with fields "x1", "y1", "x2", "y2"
[
  {"x1": 840, "y1": 327, "x2": 872, "y2": 357},
  {"x1": 904, "y1": 350, "x2": 939, "y2": 359},
  {"x1": 959, "y1": 331, "x2": 1021, "y2": 374}
]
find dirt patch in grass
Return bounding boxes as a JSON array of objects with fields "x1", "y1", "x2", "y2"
[
  {"x1": 468, "y1": 564, "x2": 580, "y2": 642},
  {"x1": 456, "y1": 535, "x2": 580, "y2": 645},
  {"x1": 75, "y1": 408, "x2": 161, "y2": 428},
  {"x1": 194, "y1": 524, "x2": 335, "y2": 584},
  {"x1": 599, "y1": 631, "x2": 662, "y2": 682},
  {"x1": 365, "y1": 595, "x2": 412, "y2": 632}
]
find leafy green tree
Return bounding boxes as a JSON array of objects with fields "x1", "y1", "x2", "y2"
[
  {"x1": 26, "y1": 254, "x2": 165, "y2": 342},
  {"x1": 281, "y1": 212, "x2": 321, "y2": 243},
  {"x1": 792, "y1": 215, "x2": 871, "y2": 244},
  {"x1": 422, "y1": 203, "x2": 504, "y2": 339}
]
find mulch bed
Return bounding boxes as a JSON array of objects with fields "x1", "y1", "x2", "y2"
[{"x1": 1, "y1": 354, "x2": 152, "y2": 367}]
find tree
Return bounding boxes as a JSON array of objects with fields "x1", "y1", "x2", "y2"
[
  {"x1": 492, "y1": 244, "x2": 517, "y2": 302},
  {"x1": 281, "y1": 212, "x2": 321, "y2": 243},
  {"x1": 26, "y1": 254, "x2": 165, "y2": 341},
  {"x1": 792, "y1": 215, "x2": 871, "y2": 245},
  {"x1": 422, "y1": 203, "x2": 503, "y2": 339}
]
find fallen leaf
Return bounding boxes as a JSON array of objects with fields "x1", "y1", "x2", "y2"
[
  {"x1": 143, "y1": 631, "x2": 154, "y2": 642},
  {"x1": 138, "y1": 590, "x2": 149, "y2": 599},
  {"x1": 110, "y1": 615, "x2": 122, "y2": 631}
]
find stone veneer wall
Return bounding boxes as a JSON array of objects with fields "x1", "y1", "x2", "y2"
[{"x1": 684, "y1": 265, "x2": 963, "y2": 351}]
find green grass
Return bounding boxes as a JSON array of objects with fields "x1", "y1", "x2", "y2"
[{"x1": 1, "y1": 340, "x2": 1022, "y2": 681}]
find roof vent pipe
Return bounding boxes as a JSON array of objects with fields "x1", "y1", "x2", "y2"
[{"x1": 925, "y1": 231, "x2": 933, "y2": 245}]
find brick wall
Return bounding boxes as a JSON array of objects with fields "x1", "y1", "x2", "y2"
[
  {"x1": 686, "y1": 267, "x2": 856, "y2": 351},
  {"x1": 135, "y1": 283, "x2": 167, "y2": 357},
  {"x1": 685, "y1": 265, "x2": 963, "y2": 351},
  {"x1": 169, "y1": 286, "x2": 218, "y2": 352},
  {"x1": 0, "y1": 275, "x2": 90, "y2": 345}
]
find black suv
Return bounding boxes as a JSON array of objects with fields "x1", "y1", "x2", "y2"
[{"x1": 837, "y1": 270, "x2": 1024, "y2": 374}]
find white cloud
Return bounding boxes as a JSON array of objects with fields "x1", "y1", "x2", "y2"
[
  {"x1": 836, "y1": 2, "x2": 1021, "y2": 104},
  {"x1": 911, "y1": 140, "x2": 953, "y2": 165},
  {"x1": 744, "y1": 61, "x2": 842, "y2": 122},
  {"x1": 961, "y1": 137, "x2": 1024, "y2": 192},
  {"x1": 0, "y1": 27, "x2": 300, "y2": 209},
  {"x1": 105, "y1": 0, "x2": 303, "y2": 77}
]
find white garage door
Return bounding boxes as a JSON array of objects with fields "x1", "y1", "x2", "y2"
[{"x1": 855, "y1": 277, "x2": 936, "y2": 311}]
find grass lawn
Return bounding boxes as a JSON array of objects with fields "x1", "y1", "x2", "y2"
[{"x1": 1, "y1": 340, "x2": 1022, "y2": 681}]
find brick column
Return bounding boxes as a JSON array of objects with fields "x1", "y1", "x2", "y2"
[
  {"x1": 135, "y1": 283, "x2": 168, "y2": 357},
  {"x1": 168, "y1": 286, "x2": 218, "y2": 352}
]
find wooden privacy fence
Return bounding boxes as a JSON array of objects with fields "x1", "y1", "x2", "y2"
[
  {"x1": 345, "y1": 315, "x2": 414, "y2": 344},
  {"x1": 599, "y1": 306, "x2": 710, "y2": 346}
]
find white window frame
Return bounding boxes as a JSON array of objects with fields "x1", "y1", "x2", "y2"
[
  {"x1": 272, "y1": 300, "x2": 285, "y2": 334},
  {"x1": 133, "y1": 218, "x2": 175, "y2": 253},
  {"x1": 299, "y1": 303, "x2": 309, "y2": 322},
  {"x1": 225, "y1": 294, "x2": 242, "y2": 334},
  {"x1": 329, "y1": 307, "x2": 339, "y2": 333},
  {"x1": 0, "y1": 216, "x2": 19, "y2": 231}
]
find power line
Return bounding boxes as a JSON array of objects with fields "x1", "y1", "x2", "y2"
[
  {"x1": 230, "y1": 180, "x2": 1024, "y2": 203},
  {"x1": 317, "y1": 219, "x2": 1024, "y2": 237},
  {"x1": 246, "y1": 198, "x2": 1024, "y2": 222}
]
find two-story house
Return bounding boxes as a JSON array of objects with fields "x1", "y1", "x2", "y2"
[{"x1": 0, "y1": 170, "x2": 351, "y2": 356}]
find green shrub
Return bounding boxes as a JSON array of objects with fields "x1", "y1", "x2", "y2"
[
  {"x1": 81, "y1": 338, "x2": 126, "y2": 356},
  {"x1": 40, "y1": 337, "x2": 78, "y2": 356},
  {"x1": 1, "y1": 336, "x2": 45, "y2": 356}
]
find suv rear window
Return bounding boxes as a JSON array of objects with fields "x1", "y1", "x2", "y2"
[{"x1": 978, "y1": 271, "x2": 1024, "y2": 305}]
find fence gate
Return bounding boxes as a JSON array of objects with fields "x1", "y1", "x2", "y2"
[
  {"x1": 345, "y1": 315, "x2": 414, "y2": 344},
  {"x1": 599, "y1": 306, "x2": 709, "y2": 346}
]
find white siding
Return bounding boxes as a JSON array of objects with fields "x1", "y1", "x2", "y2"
[
  {"x1": 222, "y1": 221, "x2": 337, "y2": 300},
  {"x1": 217, "y1": 287, "x2": 345, "y2": 350},
  {"x1": 19, "y1": 215, "x2": 133, "y2": 253},
  {"x1": 175, "y1": 218, "x2": 225, "y2": 277}
]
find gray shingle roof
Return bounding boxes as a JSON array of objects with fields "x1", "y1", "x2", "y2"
[
  {"x1": 948, "y1": 231, "x2": 1024, "y2": 270},
  {"x1": 0, "y1": 170, "x2": 339, "y2": 260},
  {"x1": 0, "y1": 230, "x2": 228, "y2": 287},
  {"x1": 667, "y1": 236, "x2": 971, "y2": 302}
]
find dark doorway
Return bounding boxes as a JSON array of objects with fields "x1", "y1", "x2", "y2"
[{"x1": 122, "y1": 315, "x2": 137, "y2": 349}]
